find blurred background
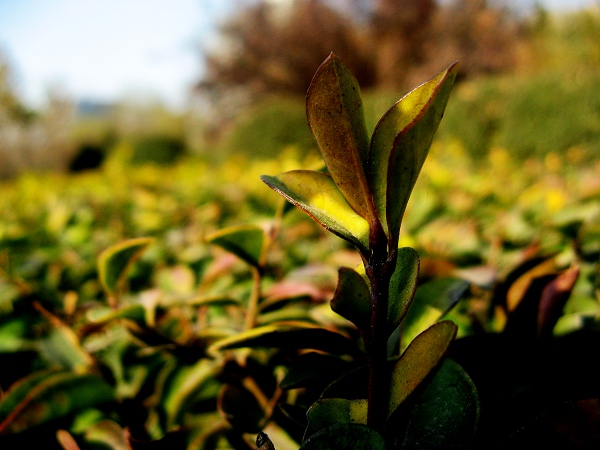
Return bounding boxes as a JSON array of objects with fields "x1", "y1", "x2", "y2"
[
  {"x1": 1, "y1": 4, "x2": 599, "y2": 446},
  {"x1": 1, "y1": 0, "x2": 599, "y2": 177}
]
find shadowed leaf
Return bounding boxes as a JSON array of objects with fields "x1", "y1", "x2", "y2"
[
  {"x1": 98, "y1": 237, "x2": 154, "y2": 295},
  {"x1": 368, "y1": 62, "x2": 458, "y2": 244},
  {"x1": 388, "y1": 248, "x2": 420, "y2": 336},
  {"x1": 206, "y1": 225, "x2": 265, "y2": 268},
  {"x1": 209, "y1": 325, "x2": 359, "y2": 356},
  {"x1": 301, "y1": 423, "x2": 385, "y2": 449},
  {"x1": 261, "y1": 171, "x2": 369, "y2": 253},
  {"x1": 307, "y1": 398, "x2": 368, "y2": 431},
  {"x1": 395, "y1": 358, "x2": 479, "y2": 449},
  {"x1": 306, "y1": 53, "x2": 373, "y2": 220},
  {"x1": 388, "y1": 321, "x2": 457, "y2": 420},
  {"x1": 331, "y1": 267, "x2": 371, "y2": 332}
]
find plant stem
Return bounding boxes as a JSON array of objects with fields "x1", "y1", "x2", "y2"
[
  {"x1": 366, "y1": 224, "x2": 396, "y2": 432},
  {"x1": 245, "y1": 266, "x2": 262, "y2": 330}
]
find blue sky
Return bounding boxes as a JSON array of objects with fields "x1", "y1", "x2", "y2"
[{"x1": 0, "y1": 0, "x2": 596, "y2": 111}]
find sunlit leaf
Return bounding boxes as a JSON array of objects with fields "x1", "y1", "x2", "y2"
[
  {"x1": 307, "y1": 398, "x2": 368, "y2": 431},
  {"x1": 261, "y1": 171, "x2": 369, "y2": 253},
  {"x1": 206, "y1": 225, "x2": 265, "y2": 268},
  {"x1": 388, "y1": 320, "x2": 457, "y2": 420},
  {"x1": 368, "y1": 62, "x2": 458, "y2": 244},
  {"x1": 98, "y1": 237, "x2": 154, "y2": 295},
  {"x1": 388, "y1": 247, "x2": 420, "y2": 335},
  {"x1": 162, "y1": 359, "x2": 219, "y2": 429},
  {"x1": 401, "y1": 278, "x2": 469, "y2": 349},
  {"x1": 507, "y1": 257, "x2": 557, "y2": 312},
  {"x1": 331, "y1": 267, "x2": 371, "y2": 332},
  {"x1": 306, "y1": 53, "x2": 373, "y2": 220},
  {"x1": 301, "y1": 423, "x2": 385, "y2": 450},
  {"x1": 0, "y1": 371, "x2": 114, "y2": 434},
  {"x1": 85, "y1": 304, "x2": 146, "y2": 326},
  {"x1": 395, "y1": 358, "x2": 479, "y2": 449}
]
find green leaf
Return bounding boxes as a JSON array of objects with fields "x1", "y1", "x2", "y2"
[
  {"x1": 388, "y1": 320, "x2": 457, "y2": 420},
  {"x1": 85, "y1": 304, "x2": 147, "y2": 326},
  {"x1": 209, "y1": 325, "x2": 360, "y2": 356},
  {"x1": 261, "y1": 171, "x2": 369, "y2": 253},
  {"x1": 396, "y1": 359, "x2": 479, "y2": 449},
  {"x1": 206, "y1": 225, "x2": 265, "y2": 268},
  {"x1": 98, "y1": 237, "x2": 154, "y2": 295},
  {"x1": 331, "y1": 267, "x2": 371, "y2": 332},
  {"x1": 307, "y1": 398, "x2": 368, "y2": 430},
  {"x1": 301, "y1": 423, "x2": 385, "y2": 450},
  {"x1": 306, "y1": 53, "x2": 373, "y2": 220},
  {"x1": 162, "y1": 359, "x2": 220, "y2": 429},
  {"x1": 368, "y1": 62, "x2": 458, "y2": 244},
  {"x1": 0, "y1": 370, "x2": 114, "y2": 434},
  {"x1": 388, "y1": 247, "x2": 420, "y2": 336}
]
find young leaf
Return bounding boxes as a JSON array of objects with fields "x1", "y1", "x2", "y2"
[
  {"x1": 261, "y1": 171, "x2": 369, "y2": 253},
  {"x1": 331, "y1": 267, "x2": 371, "y2": 333},
  {"x1": 368, "y1": 62, "x2": 458, "y2": 244},
  {"x1": 394, "y1": 358, "x2": 479, "y2": 449},
  {"x1": 206, "y1": 225, "x2": 266, "y2": 268},
  {"x1": 387, "y1": 247, "x2": 420, "y2": 336},
  {"x1": 388, "y1": 320, "x2": 457, "y2": 420},
  {"x1": 306, "y1": 53, "x2": 373, "y2": 221},
  {"x1": 307, "y1": 398, "x2": 368, "y2": 430},
  {"x1": 98, "y1": 237, "x2": 154, "y2": 295}
]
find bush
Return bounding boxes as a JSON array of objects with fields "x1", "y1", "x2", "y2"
[{"x1": 217, "y1": 96, "x2": 316, "y2": 161}]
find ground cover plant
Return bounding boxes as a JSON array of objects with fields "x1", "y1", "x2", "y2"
[{"x1": 0, "y1": 54, "x2": 599, "y2": 449}]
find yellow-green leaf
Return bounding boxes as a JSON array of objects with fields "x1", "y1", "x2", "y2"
[
  {"x1": 206, "y1": 225, "x2": 265, "y2": 268},
  {"x1": 261, "y1": 170, "x2": 369, "y2": 254},
  {"x1": 388, "y1": 320, "x2": 457, "y2": 420},
  {"x1": 98, "y1": 237, "x2": 154, "y2": 295},
  {"x1": 368, "y1": 62, "x2": 458, "y2": 245},
  {"x1": 306, "y1": 53, "x2": 373, "y2": 220}
]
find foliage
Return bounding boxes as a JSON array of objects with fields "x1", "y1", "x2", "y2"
[
  {"x1": 198, "y1": 0, "x2": 521, "y2": 131},
  {"x1": 434, "y1": 70, "x2": 600, "y2": 160},
  {"x1": 0, "y1": 54, "x2": 599, "y2": 449}
]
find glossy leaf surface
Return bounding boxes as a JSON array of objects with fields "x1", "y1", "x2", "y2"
[
  {"x1": 368, "y1": 62, "x2": 458, "y2": 243},
  {"x1": 331, "y1": 267, "x2": 371, "y2": 332},
  {"x1": 206, "y1": 225, "x2": 265, "y2": 268},
  {"x1": 388, "y1": 320, "x2": 457, "y2": 419},
  {"x1": 306, "y1": 53, "x2": 372, "y2": 220},
  {"x1": 98, "y1": 237, "x2": 154, "y2": 295},
  {"x1": 397, "y1": 358, "x2": 479, "y2": 449},
  {"x1": 261, "y1": 170, "x2": 369, "y2": 253}
]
